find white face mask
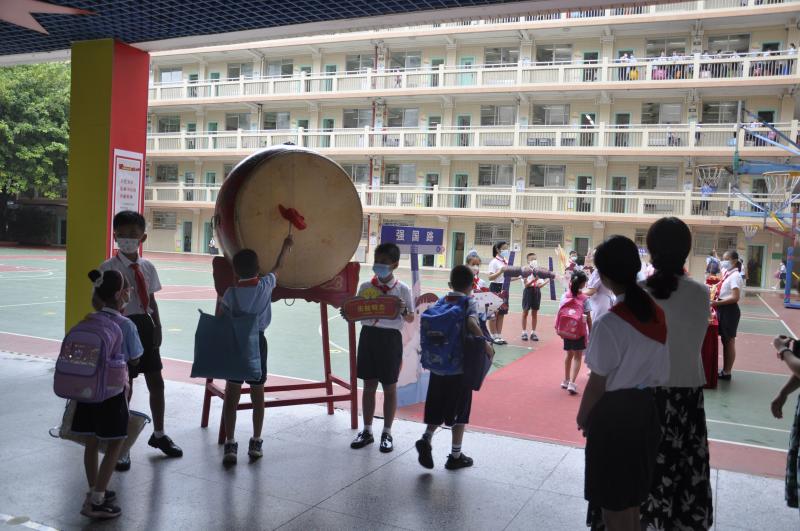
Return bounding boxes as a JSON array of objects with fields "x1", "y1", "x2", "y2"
[
  {"x1": 470, "y1": 265, "x2": 480, "y2": 275},
  {"x1": 529, "y1": 260, "x2": 538, "y2": 269},
  {"x1": 117, "y1": 238, "x2": 140, "y2": 254},
  {"x1": 721, "y1": 260, "x2": 731, "y2": 271}
]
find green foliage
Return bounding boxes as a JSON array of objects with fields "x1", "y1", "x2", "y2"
[{"x1": 0, "y1": 62, "x2": 70, "y2": 199}]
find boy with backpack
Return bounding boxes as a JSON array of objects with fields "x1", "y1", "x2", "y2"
[{"x1": 416, "y1": 265, "x2": 493, "y2": 470}]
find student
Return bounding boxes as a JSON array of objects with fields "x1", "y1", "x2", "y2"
[
  {"x1": 521, "y1": 252, "x2": 548, "y2": 341},
  {"x1": 415, "y1": 265, "x2": 491, "y2": 470},
  {"x1": 577, "y1": 235, "x2": 670, "y2": 531},
  {"x1": 705, "y1": 249, "x2": 721, "y2": 277},
  {"x1": 583, "y1": 248, "x2": 616, "y2": 323},
  {"x1": 99, "y1": 210, "x2": 182, "y2": 470},
  {"x1": 220, "y1": 239, "x2": 292, "y2": 465},
  {"x1": 641, "y1": 218, "x2": 713, "y2": 530},
  {"x1": 771, "y1": 335, "x2": 800, "y2": 516},
  {"x1": 466, "y1": 251, "x2": 488, "y2": 292},
  {"x1": 351, "y1": 243, "x2": 415, "y2": 453},
  {"x1": 773, "y1": 260, "x2": 787, "y2": 290},
  {"x1": 487, "y1": 241, "x2": 511, "y2": 344},
  {"x1": 558, "y1": 270, "x2": 590, "y2": 395},
  {"x1": 74, "y1": 270, "x2": 143, "y2": 519},
  {"x1": 712, "y1": 250, "x2": 744, "y2": 380},
  {"x1": 566, "y1": 249, "x2": 579, "y2": 274}
]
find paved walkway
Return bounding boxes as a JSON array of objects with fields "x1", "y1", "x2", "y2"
[{"x1": 0, "y1": 351, "x2": 797, "y2": 530}]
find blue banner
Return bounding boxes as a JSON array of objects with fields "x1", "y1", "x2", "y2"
[{"x1": 380, "y1": 225, "x2": 444, "y2": 254}]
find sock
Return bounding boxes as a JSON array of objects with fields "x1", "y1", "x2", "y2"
[
  {"x1": 382, "y1": 426, "x2": 391, "y2": 435},
  {"x1": 91, "y1": 490, "x2": 105, "y2": 505},
  {"x1": 226, "y1": 437, "x2": 236, "y2": 444},
  {"x1": 451, "y1": 444, "x2": 462, "y2": 459},
  {"x1": 251, "y1": 437, "x2": 262, "y2": 442},
  {"x1": 153, "y1": 430, "x2": 165, "y2": 438},
  {"x1": 363, "y1": 424, "x2": 372, "y2": 434}
]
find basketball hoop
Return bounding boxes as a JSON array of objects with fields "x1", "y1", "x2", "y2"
[
  {"x1": 696, "y1": 164, "x2": 727, "y2": 189},
  {"x1": 763, "y1": 171, "x2": 800, "y2": 214},
  {"x1": 742, "y1": 225, "x2": 758, "y2": 241}
]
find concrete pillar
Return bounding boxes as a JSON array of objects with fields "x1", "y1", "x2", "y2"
[{"x1": 446, "y1": 43, "x2": 458, "y2": 66}]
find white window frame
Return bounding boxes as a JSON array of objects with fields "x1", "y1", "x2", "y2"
[
  {"x1": 474, "y1": 223, "x2": 511, "y2": 246},
  {"x1": 478, "y1": 164, "x2": 514, "y2": 186},
  {"x1": 152, "y1": 211, "x2": 177, "y2": 230},
  {"x1": 529, "y1": 165, "x2": 566, "y2": 188},
  {"x1": 526, "y1": 225, "x2": 564, "y2": 248}
]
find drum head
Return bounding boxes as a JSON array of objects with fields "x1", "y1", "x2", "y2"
[{"x1": 232, "y1": 148, "x2": 362, "y2": 288}]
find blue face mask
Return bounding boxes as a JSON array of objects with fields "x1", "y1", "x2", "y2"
[
  {"x1": 500, "y1": 250, "x2": 510, "y2": 260},
  {"x1": 373, "y1": 263, "x2": 393, "y2": 279}
]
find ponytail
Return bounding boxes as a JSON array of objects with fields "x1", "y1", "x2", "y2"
[
  {"x1": 88, "y1": 269, "x2": 124, "y2": 307},
  {"x1": 645, "y1": 217, "x2": 691, "y2": 299},
  {"x1": 594, "y1": 235, "x2": 654, "y2": 323},
  {"x1": 570, "y1": 270, "x2": 588, "y2": 297}
]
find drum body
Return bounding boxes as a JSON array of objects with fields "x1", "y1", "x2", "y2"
[{"x1": 215, "y1": 146, "x2": 363, "y2": 288}]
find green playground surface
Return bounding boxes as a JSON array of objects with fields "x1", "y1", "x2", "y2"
[{"x1": 0, "y1": 247, "x2": 795, "y2": 454}]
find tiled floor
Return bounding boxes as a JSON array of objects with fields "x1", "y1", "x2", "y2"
[{"x1": 0, "y1": 351, "x2": 797, "y2": 530}]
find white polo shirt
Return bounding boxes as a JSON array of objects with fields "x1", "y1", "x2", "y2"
[
  {"x1": 357, "y1": 277, "x2": 414, "y2": 330},
  {"x1": 99, "y1": 253, "x2": 162, "y2": 317},
  {"x1": 719, "y1": 269, "x2": 744, "y2": 300},
  {"x1": 586, "y1": 269, "x2": 616, "y2": 321}
]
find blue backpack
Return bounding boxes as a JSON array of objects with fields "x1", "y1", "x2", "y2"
[{"x1": 420, "y1": 296, "x2": 470, "y2": 375}]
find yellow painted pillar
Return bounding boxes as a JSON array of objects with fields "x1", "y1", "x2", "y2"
[{"x1": 65, "y1": 39, "x2": 150, "y2": 330}]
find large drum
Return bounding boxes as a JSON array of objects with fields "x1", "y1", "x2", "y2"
[{"x1": 214, "y1": 145, "x2": 363, "y2": 288}]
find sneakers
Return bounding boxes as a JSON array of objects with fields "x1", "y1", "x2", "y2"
[
  {"x1": 379, "y1": 433, "x2": 394, "y2": 453},
  {"x1": 567, "y1": 382, "x2": 578, "y2": 395},
  {"x1": 445, "y1": 453, "x2": 474, "y2": 470},
  {"x1": 80, "y1": 497, "x2": 121, "y2": 520},
  {"x1": 521, "y1": 332, "x2": 528, "y2": 341},
  {"x1": 248, "y1": 438, "x2": 263, "y2": 459},
  {"x1": 350, "y1": 431, "x2": 375, "y2": 449},
  {"x1": 560, "y1": 380, "x2": 569, "y2": 389},
  {"x1": 115, "y1": 453, "x2": 131, "y2": 472},
  {"x1": 495, "y1": 336, "x2": 507, "y2": 345},
  {"x1": 415, "y1": 438, "x2": 434, "y2": 469},
  {"x1": 148, "y1": 434, "x2": 183, "y2": 458},
  {"x1": 223, "y1": 441, "x2": 238, "y2": 465},
  {"x1": 718, "y1": 370, "x2": 732, "y2": 381},
  {"x1": 530, "y1": 332, "x2": 539, "y2": 342}
]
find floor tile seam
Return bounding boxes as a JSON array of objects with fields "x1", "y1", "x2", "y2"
[
  {"x1": 534, "y1": 446, "x2": 574, "y2": 489},
  {"x1": 500, "y1": 485, "x2": 543, "y2": 531}
]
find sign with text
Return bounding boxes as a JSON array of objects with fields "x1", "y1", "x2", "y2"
[
  {"x1": 380, "y1": 225, "x2": 444, "y2": 254},
  {"x1": 109, "y1": 148, "x2": 144, "y2": 253}
]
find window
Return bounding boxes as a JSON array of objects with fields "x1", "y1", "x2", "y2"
[
  {"x1": 343, "y1": 108, "x2": 372, "y2": 129},
  {"x1": 478, "y1": 164, "x2": 514, "y2": 186},
  {"x1": 152, "y1": 211, "x2": 177, "y2": 230},
  {"x1": 694, "y1": 231, "x2": 738, "y2": 255},
  {"x1": 266, "y1": 58, "x2": 293, "y2": 77},
  {"x1": 529, "y1": 165, "x2": 566, "y2": 187},
  {"x1": 225, "y1": 113, "x2": 250, "y2": 131},
  {"x1": 342, "y1": 163, "x2": 370, "y2": 184},
  {"x1": 535, "y1": 44, "x2": 572, "y2": 64},
  {"x1": 155, "y1": 164, "x2": 178, "y2": 183},
  {"x1": 387, "y1": 108, "x2": 419, "y2": 128},
  {"x1": 159, "y1": 67, "x2": 182, "y2": 83},
  {"x1": 385, "y1": 164, "x2": 416, "y2": 185},
  {"x1": 474, "y1": 223, "x2": 511, "y2": 245},
  {"x1": 361, "y1": 217, "x2": 369, "y2": 239},
  {"x1": 263, "y1": 112, "x2": 290, "y2": 130},
  {"x1": 345, "y1": 54, "x2": 375, "y2": 72},
  {"x1": 532, "y1": 104, "x2": 569, "y2": 126},
  {"x1": 638, "y1": 166, "x2": 680, "y2": 190},
  {"x1": 480, "y1": 105, "x2": 516, "y2": 126},
  {"x1": 157, "y1": 116, "x2": 180, "y2": 133},
  {"x1": 485, "y1": 47, "x2": 519, "y2": 66},
  {"x1": 645, "y1": 37, "x2": 687, "y2": 58},
  {"x1": 227, "y1": 63, "x2": 253, "y2": 80},
  {"x1": 707, "y1": 34, "x2": 750, "y2": 54},
  {"x1": 634, "y1": 229, "x2": 647, "y2": 247},
  {"x1": 389, "y1": 51, "x2": 422, "y2": 70},
  {"x1": 702, "y1": 101, "x2": 741, "y2": 124},
  {"x1": 641, "y1": 103, "x2": 682, "y2": 125},
  {"x1": 526, "y1": 225, "x2": 564, "y2": 248}
]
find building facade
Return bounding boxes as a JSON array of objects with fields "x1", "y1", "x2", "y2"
[{"x1": 143, "y1": 0, "x2": 800, "y2": 286}]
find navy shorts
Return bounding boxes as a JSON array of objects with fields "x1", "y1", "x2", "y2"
[
  {"x1": 128, "y1": 314, "x2": 162, "y2": 377},
  {"x1": 71, "y1": 392, "x2": 129, "y2": 440},
  {"x1": 357, "y1": 326, "x2": 402, "y2": 385},
  {"x1": 424, "y1": 373, "x2": 473, "y2": 427},
  {"x1": 228, "y1": 333, "x2": 268, "y2": 386}
]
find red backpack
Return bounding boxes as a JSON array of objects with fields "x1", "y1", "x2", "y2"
[{"x1": 555, "y1": 293, "x2": 588, "y2": 340}]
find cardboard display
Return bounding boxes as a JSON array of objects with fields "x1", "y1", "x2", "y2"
[{"x1": 341, "y1": 295, "x2": 403, "y2": 322}]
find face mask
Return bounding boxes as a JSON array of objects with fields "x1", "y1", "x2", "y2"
[
  {"x1": 500, "y1": 250, "x2": 510, "y2": 260},
  {"x1": 470, "y1": 265, "x2": 480, "y2": 275},
  {"x1": 372, "y1": 264, "x2": 393, "y2": 279},
  {"x1": 570, "y1": 255, "x2": 577, "y2": 263},
  {"x1": 529, "y1": 260, "x2": 538, "y2": 269},
  {"x1": 720, "y1": 260, "x2": 731, "y2": 270},
  {"x1": 117, "y1": 238, "x2": 140, "y2": 254}
]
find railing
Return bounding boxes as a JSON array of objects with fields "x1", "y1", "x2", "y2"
[
  {"x1": 143, "y1": 183, "x2": 790, "y2": 220},
  {"x1": 146, "y1": 122, "x2": 798, "y2": 153},
  {"x1": 148, "y1": 51, "x2": 799, "y2": 101}
]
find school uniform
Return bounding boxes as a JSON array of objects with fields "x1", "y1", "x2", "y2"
[
  {"x1": 71, "y1": 309, "x2": 144, "y2": 440},
  {"x1": 586, "y1": 269, "x2": 616, "y2": 323},
  {"x1": 356, "y1": 277, "x2": 414, "y2": 385},
  {"x1": 716, "y1": 268, "x2": 744, "y2": 340},
  {"x1": 423, "y1": 292, "x2": 477, "y2": 427},
  {"x1": 521, "y1": 275, "x2": 543, "y2": 312},
  {"x1": 583, "y1": 298, "x2": 670, "y2": 512},
  {"x1": 99, "y1": 253, "x2": 162, "y2": 377},
  {"x1": 220, "y1": 274, "x2": 277, "y2": 386},
  {"x1": 488, "y1": 256, "x2": 509, "y2": 315}
]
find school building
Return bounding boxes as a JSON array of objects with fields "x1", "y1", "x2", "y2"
[{"x1": 140, "y1": 0, "x2": 800, "y2": 285}]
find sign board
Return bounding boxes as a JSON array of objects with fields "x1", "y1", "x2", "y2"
[
  {"x1": 109, "y1": 148, "x2": 145, "y2": 254},
  {"x1": 380, "y1": 225, "x2": 444, "y2": 254},
  {"x1": 773, "y1": 252, "x2": 784, "y2": 260}
]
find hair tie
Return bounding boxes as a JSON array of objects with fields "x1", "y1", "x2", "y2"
[{"x1": 93, "y1": 277, "x2": 104, "y2": 289}]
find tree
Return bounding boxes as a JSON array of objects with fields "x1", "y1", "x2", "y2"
[{"x1": 0, "y1": 62, "x2": 70, "y2": 237}]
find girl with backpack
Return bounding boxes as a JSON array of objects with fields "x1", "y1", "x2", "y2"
[
  {"x1": 577, "y1": 236, "x2": 670, "y2": 531},
  {"x1": 557, "y1": 270, "x2": 590, "y2": 395},
  {"x1": 67, "y1": 270, "x2": 143, "y2": 519}
]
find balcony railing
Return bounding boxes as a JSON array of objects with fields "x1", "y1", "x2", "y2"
[
  {"x1": 144, "y1": 183, "x2": 786, "y2": 221},
  {"x1": 148, "y1": 52, "x2": 799, "y2": 102},
  {"x1": 146, "y1": 122, "x2": 797, "y2": 154}
]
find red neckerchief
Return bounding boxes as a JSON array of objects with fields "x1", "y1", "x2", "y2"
[
  {"x1": 237, "y1": 277, "x2": 260, "y2": 287},
  {"x1": 371, "y1": 276, "x2": 396, "y2": 294},
  {"x1": 472, "y1": 276, "x2": 480, "y2": 291},
  {"x1": 610, "y1": 300, "x2": 667, "y2": 344},
  {"x1": 496, "y1": 255, "x2": 507, "y2": 265}
]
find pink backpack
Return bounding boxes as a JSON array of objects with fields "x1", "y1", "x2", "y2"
[
  {"x1": 555, "y1": 293, "x2": 588, "y2": 340},
  {"x1": 54, "y1": 312, "x2": 128, "y2": 403}
]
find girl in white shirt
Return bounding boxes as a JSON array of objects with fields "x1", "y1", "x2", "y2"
[
  {"x1": 577, "y1": 235, "x2": 670, "y2": 531},
  {"x1": 712, "y1": 250, "x2": 744, "y2": 380},
  {"x1": 487, "y1": 241, "x2": 511, "y2": 344}
]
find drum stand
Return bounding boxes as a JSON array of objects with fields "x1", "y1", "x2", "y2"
[{"x1": 200, "y1": 259, "x2": 360, "y2": 443}]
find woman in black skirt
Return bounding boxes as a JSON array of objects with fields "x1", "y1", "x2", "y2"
[
  {"x1": 712, "y1": 250, "x2": 744, "y2": 380},
  {"x1": 577, "y1": 236, "x2": 670, "y2": 531},
  {"x1": 641, "y1": 217, "x2": 714, "y2": 529}
]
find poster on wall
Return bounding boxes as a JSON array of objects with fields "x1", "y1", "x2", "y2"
[{"x1": 108, "y1": 149, "x2": 145, "y2": 255}]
